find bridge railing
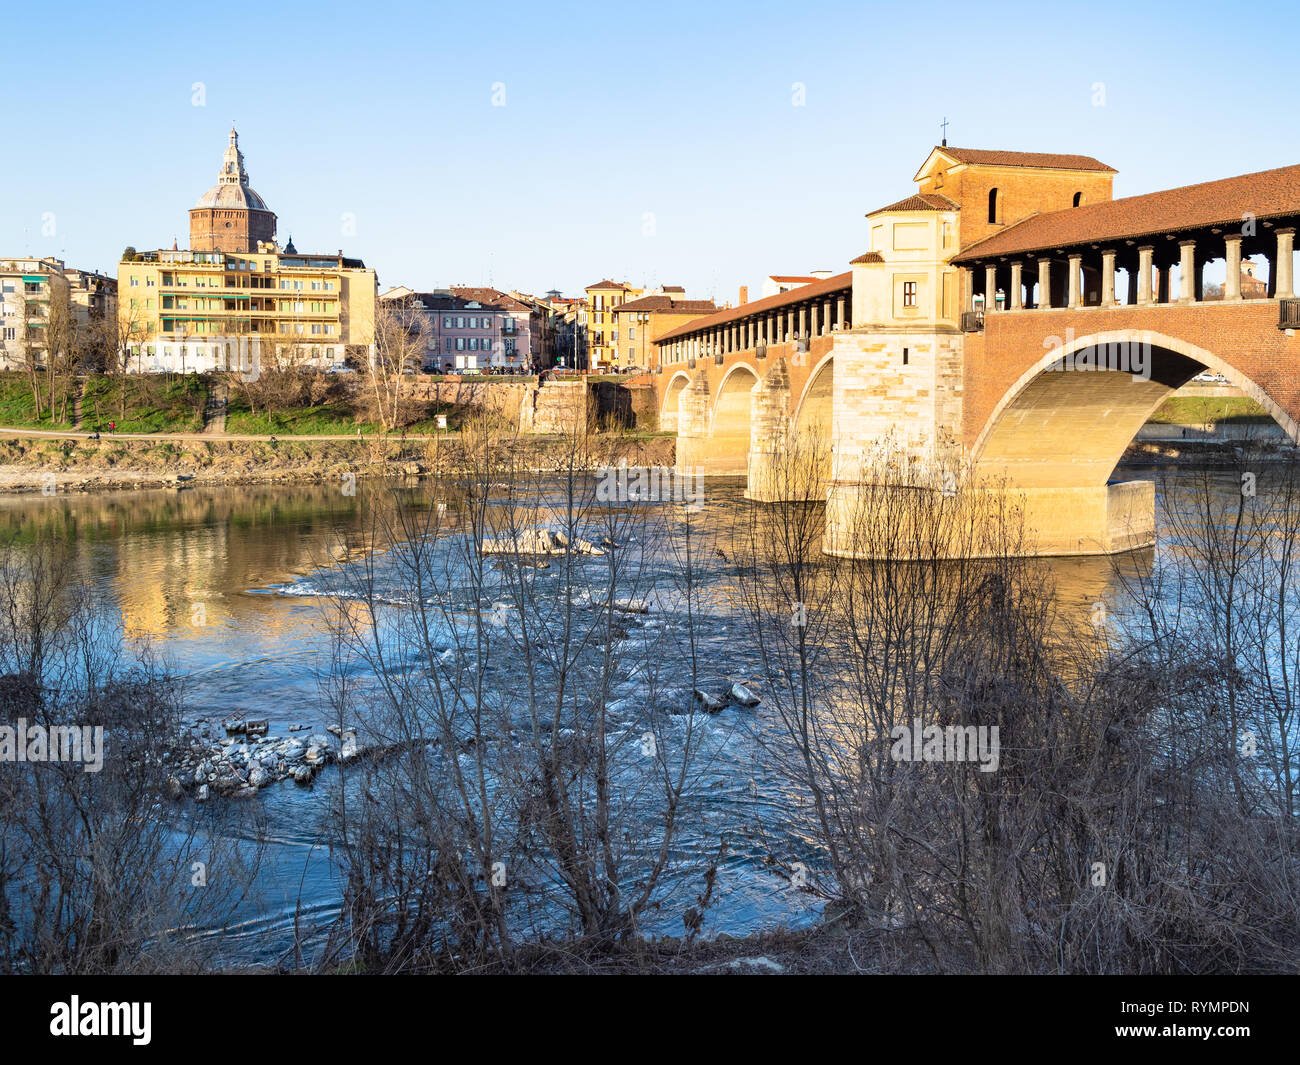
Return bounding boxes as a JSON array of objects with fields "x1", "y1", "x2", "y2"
[{"x1": 1281, "y1": 298, "x2": 1300, "y2": 330}]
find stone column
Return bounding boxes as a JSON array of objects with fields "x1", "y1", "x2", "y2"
[
  {"x1": 835, "y1": 296, "x2": 845, "y2": 328},
  {"x1": 1137, "y1": 246, "x2": 1153, "y2": 305},
  {"x1": 960, "y1": 267, "x2": 974, "y2": 311},
  {"x1": 786, "y1": 309, "x2": 795, "y2": 341},
  {"x1": 1101, "y1": 249, "x2": 1117, "y2": 305},
  {"x1": 1009, "y1": 262, "x2": 1023, "y2": 310},
  {"x1": 823, "y1": 299, "x2": 832, "y2": 334},
  {"x1": 1037, "y1": 259, "x2": 1051, "y2": 309},
  {"x1": 1067, "y1": 253, "x2": 1083, "y2": 309},
  {"x1": 745, "y1": 358, "x2": 795, "y2": 503},
  {"x1": 799, "y1": 305, "x2": 808, "y2": 338},
  {"x1": 984, "y1": 265, "x2": 998, "y2": 313},
  {"x1": 1224, "y1": 234, "x2": 1243, "y2": 300},
  {"x1": 1179, "y1": 240, "x2": 1197, "y2": 303},
  {"x1": 1277, "y1": 228, "x2": 1296, "y2": 299}
]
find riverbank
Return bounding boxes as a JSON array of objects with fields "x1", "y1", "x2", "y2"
[{"x1": 0, "y1": 430, "x2": 676, "y2": 495}]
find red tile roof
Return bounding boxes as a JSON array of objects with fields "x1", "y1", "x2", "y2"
[
  {"x1": 935, "y1": 146, "x2": 1116, "y2": 172},
  {"x1": 654, "y1": 271, "x2": 851, "y2": 344},
  {"x1": 850, "y1": 251, "x2": 884, "y2": 264},
  {"x1": 867, "y1": 192, "x2": 958, "y2": 215},
  {"x1": 450, "y1": 286, "x2": 532, "y2": 312},
  {"x1": 768, "y1": 274, "x2": 818, "y2": 283},
  {"x1": 953, "y1": 162, "x2": 1300, "y2": 262},
  {"x1": 614, "y1": 295, "x2": 718, "y2": 315},
  {"x1": 585, "y1": 279, "x2": 632, "y2": 291}
]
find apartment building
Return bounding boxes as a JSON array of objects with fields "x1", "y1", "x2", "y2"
[
  {"x1": 584, "y1": 280, "x2": 642, "y2": 369},
  {"x1": 0, "y1": 256, "x2": 71, "y2": 370},
  {"x1": 118, "y1": 247, "x2": 377, "y2": 373},
  {"x1": 380, "y1": 286, "x2": 546, "y2": 372},
  {"x1": 610, "y1": 292, "x2": 717, "y2": 369}
]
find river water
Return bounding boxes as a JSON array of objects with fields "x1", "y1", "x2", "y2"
[{"x1": 0, "y1": 469, "x2": 1203, "y2": 964}]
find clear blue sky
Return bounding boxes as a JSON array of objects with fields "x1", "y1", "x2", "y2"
[{"x1": 5, "y1": 0, "x2": 1297, "y2": 302}]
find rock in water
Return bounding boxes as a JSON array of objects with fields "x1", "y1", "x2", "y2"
[
  {"x1": 728, "y1": 682, "x2": 760, "y2": 707},
  {"x1": 694, "y1": 690, "x2": 726, "y2": 713}
]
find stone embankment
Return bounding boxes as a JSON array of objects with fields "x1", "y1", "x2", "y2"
[{"x1": 0, "y1": 432, "x2": 675, "y2": 496}]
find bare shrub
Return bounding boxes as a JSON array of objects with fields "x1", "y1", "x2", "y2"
[
  {"x1": 317, "y1": 409, "x2": 718, "y2": 971},
  {"x1": 0, "y1": 536, "x2": 264, "y2": 973}
]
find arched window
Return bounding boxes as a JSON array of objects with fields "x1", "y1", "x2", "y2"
[
  {"x1": 1073, "y1": 191, "x2": 1084, "y2": 207},
  {"x1": 988, "y1": 188, "x2": 999, "y2": 224}
]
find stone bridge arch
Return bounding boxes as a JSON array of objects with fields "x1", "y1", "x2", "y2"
[
  {"x1": 971, "y1": 329, "x2": 1300, "y2": 485},
  {"x1": 968, "y1": 328, "x2": 1300, "y2": 554},
  {"x1": 660, "y1": 371, "x2": 692, "y2": 432}
]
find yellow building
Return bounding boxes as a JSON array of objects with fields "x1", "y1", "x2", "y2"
[
  {"x1": 118, "y1": 247, "x2": 377, "y2": 373},
  {"x1": 611, "y1": 292, "x2": 718, "y2": 370},
  {"x1": 583, "y1": 280, "x2": 642, "y2": 369}
]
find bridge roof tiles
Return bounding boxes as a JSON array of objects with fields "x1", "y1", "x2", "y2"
[
  {"x1": 653, "y1": 271, "x2": 851, "y2": 344},
  {"x1": 953, "y1": 162, "x2": 1300, "y2": 263}
]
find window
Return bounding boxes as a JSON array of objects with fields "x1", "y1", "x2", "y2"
[
  {"x1": 468, "y1": 317, "x2": 478, "y2": 328},
  {"x1": 1073, "y1": 191, "x2": 1083, "y2": 207},
  {"x1": 445, "y1": 338, "x2": 453, "y2": 352},
  {"x1": 456, "y1": 316, "x2": 465, "y2": 328},
  {"x1": 902, "y1": 347, "x2": 910, "y2": 365},
  {"x1": 988, "y1": 188, "x2": 999, "y2": 224},
  {"x1": 903, "y1": 281, "x2": 918, "y2": 308},
  {"x1": 456, "y1": 337, "x2": 465, "y2": 351},
  {"x1": 443, "y1": 316, "x2": 453, "y2": 328}
]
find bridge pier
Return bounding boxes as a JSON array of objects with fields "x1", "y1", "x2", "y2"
[
  {"x1": 745, "y1": 358, "x2": 795, "y2": 501},
  {"x1": 672, "y1": 368, "x2": 719, "y2": 474}
]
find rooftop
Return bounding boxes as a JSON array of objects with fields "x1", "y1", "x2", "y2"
[
  {"x1": 953, "y1": 161, "x2": 1300, "y2": 262},
  {"x1": 614, "y1": 295, "x2": 718, "y2": 315},
  {"x1": 927, "y1": 146, "x2": 1117, "y2": 173},
  {"x1": 867, "y1": 192, "x2": 959, "y2": 216}
]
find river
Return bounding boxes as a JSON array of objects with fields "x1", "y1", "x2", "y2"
[{"x1": 0, "y1": 467, "x2": 1216, "y2": 965}]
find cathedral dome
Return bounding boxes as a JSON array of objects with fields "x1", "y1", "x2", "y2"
[
  {"x1": 194, "y1": 181, "x2": 270, "y2": 211},
  {"x1": 193, "y1": 126, "x2": 272, "y2": 213}
]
